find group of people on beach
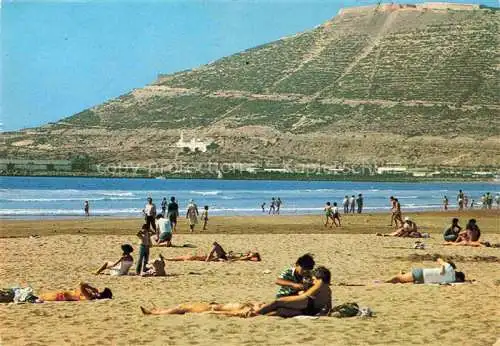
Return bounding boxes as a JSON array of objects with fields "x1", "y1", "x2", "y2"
[
  {"x1": 342, "y1": 194, "x2": 364, "y2": 214},
  {"x1": 443, "y1": 190, "x2": 499, "y2": 211},
  {"x1": 261, "y1": 197, "x2": 282, "y2": 215},
  {"x1": 144, "y1": 196, "x2": 209, "y2": 234}
]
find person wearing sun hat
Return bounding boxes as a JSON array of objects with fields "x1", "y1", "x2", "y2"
[{"x1": 95, "y1": 244, "x2": 134, "y2": 276}]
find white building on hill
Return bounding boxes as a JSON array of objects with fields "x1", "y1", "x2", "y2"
[{"x1": 175, "y1": 131, "x2": 212, "y2": 152}]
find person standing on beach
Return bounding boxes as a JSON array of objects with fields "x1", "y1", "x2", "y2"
[
  {"x1": 84, "y1": 201, "x2": 90, "y2": 217},
  {"x1": 480, "y1": 194, "x2": 486, "y2": 208},
  {"x1": 342, "y1": 195, "x2": 349, "y2": 214},
  {"x1": 457, "y1": 190, "x2": 464, "y2": 210},
  {"x1": 269, "y1": 197, "x2": 276, "y2": 215},
  {"x1": 186, "y1": 199, "x2": 199, "y2": 232},
  {"x1": 167, "y1": 196, "x2": 179, "y2": 233},
  {"x1": 443, "y1": 196, "x2": 449, "y2": 211},
  {"x1": 143, "y1": 197, "x2": 157, "y2": 233},
  {"x1": 349, "y1": 195, "x2": 356, "y2": 214},
  {"x1": 161, "y1": 197, "x2": 168, "y2": 216},
  {"x1": 261, "y1": 202, "x2": 266, "y2": 213},
  {"x1": 276, "y1": 197, "x2": 282, "y2": 215},
  {"x1": 332, "y1": 202, "x2": 341, "y2": 227},
  {"x1": 356, "y1": 194, "x2": 363, "y2": 214},
  {"x1": 486, "y1": 192, "x2": 493, "y2": 209},
  {"x1": 394, "y1": 198, "x2": 403, "y2": 228},
  {"x1": 201, "y1": 206, "x2": 209, "y2": 231},
  {"x1": 495, "y1": 194, "x2": 500, "y2": 209},
  {"x1": 136, "y1": 224, "x2": 154, "y2": 275},
  {"x1": 464, "y1": 195, "x2": 469, "y2": 209}
]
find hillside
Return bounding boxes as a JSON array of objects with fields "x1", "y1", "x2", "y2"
[{"x1": 2, "y1": 3, "x2": 499, "y2": 173}]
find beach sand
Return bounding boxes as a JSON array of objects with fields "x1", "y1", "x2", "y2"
[{"x1": 1, "y1": 210, "x2": 499, "y2": 345}]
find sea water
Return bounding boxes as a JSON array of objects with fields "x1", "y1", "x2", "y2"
[{"x1": 0, "y1": 176, "x2": 497, "y2": 219}]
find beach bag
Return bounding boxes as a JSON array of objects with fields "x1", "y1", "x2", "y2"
[{"x1": 330, "y1": 302, "x2": 360, "y2": 318}]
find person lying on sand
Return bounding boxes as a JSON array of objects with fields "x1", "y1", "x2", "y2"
[
  {"x1": 443, "y1": 240, "x2": 499, "y2": 248},
  {"x1": 141, "y1": 266, "x2": 332, "y2": 318},
  {"x1": 36, "y1": 283, "x2": 112, "y2": 302},
  {"x1": 377, "y1": 217, "x2": 422, "y2": 238},
  {"x1": 141, "y1": 254, "x2": 167, "y2": 277},
  {"x1": 162, "y1": 242, "x2": 261, "y2": 262},
  {"x1": 385, "y1": 258, "x2": 465, "y2": 284},
  {"x1": 95, "y1": 244, "x2": 134, "y2": 276}
]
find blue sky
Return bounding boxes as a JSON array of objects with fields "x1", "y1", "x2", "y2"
[{"x1": 2, "y1": 0, "x2": 497, "y2": 131}]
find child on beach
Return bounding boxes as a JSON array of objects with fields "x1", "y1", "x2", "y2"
[
  {"x1": 275, "y1": 253, "x2": 315, "y2": 298},
  {"x1": 324, "y1": 202, "x2": 333, "y2": 227},
  {"x1": 331, "y1": 202, "x2": 341, "y2": 227},
  {"x1": 95, "y1": 244, "x2": 134, "y2": 276},
  {"x1": 443, "y1": 196, "x2": 449, "y2": 211},
  {"x1": 136, "y1": 224, "x2": 154, "y2": 275},
  {"x1": 201, "y1": 206, "x2": 209, "y2": 231}
]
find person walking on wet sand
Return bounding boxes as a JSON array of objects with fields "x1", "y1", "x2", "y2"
[
  {"x1": 342, "y1": 195, "x2": 349, "y2": 214},
  {"x1": 167, "y1": 196, "x2": 179, "y2": 232},
  {"x1": 143, "y1": 197, "x2": 157, "y2": 233},
  {"x1": 261, "y1": 202, "x2": 266, "y2": 213},
  {"x1": 84, "y1": 200, "x2": 90, "y2": 217},
  {"x1": 276, "y1": 197, "x2": 282, "y2": 215},
  {"x1": 161, "y1": 197, "x2": 168, "y2": 216},
  {"x1": 186, "y1": 199, "x2": 199, "y2": 232},
  {"x1": 356, "y1": 194, "x2": 363, "y2": 214},
  {"x1": 443, "y1": 196, "x2": 449, "y2": 211},
  {"x1": 269, "y1": 197, "x2": 276, "y2": 215},
  {"x1": 201, "y1": 206, "x2": 209, "y2": 231},
  {"x1": 349, "y1": 195, "x2": 355, "y2": 214},
  {"x1": 457, "y1": 190, "x2": 464, "y2": 211}
]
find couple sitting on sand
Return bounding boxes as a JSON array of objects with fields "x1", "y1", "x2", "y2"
[
  {"x1": 142, "y1": 254, "x2": 334, "y2": 318},
  {"x1": 443, "y1": 218, "x2": 488, "y2": 247},
  {"x1": 377, "y1": 217, "x2": 426, "y2": 238},
  {"x1": 95, "y1": 243, "x2": 166, "y2": 277}
]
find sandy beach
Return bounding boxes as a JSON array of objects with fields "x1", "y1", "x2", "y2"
[{"x1": 1, "y1": 210, "x2": 499, "y2": 345}]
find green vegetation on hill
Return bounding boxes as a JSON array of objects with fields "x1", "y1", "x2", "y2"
[{"x1": 1, "y1": 4, "x2": 499, "y2": 170}]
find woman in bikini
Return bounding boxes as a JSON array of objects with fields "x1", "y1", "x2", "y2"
[
  {"x1": 162, "y1": 242, "x2": 261, "y2": 262},
  {"x1": 95, "y1": 244, "x2": 134, "y2": 276},
  {"x1": 37, "y1": 283, "x2": 112, "y2": 302},
  {"x1": 140, "y1": 266, "x2": 332, "y2": 318}
]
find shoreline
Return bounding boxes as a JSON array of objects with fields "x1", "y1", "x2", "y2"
[
  {"x1": 1, "y1": 209, "x2": 497, "y2": 238},
  {"x1": 1, "y1": 173, "x2": 498, "y2": 183}
]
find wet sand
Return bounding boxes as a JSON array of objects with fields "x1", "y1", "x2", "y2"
[{"x1": 1, "y1": 210, "x2": 499, "y2": 345}]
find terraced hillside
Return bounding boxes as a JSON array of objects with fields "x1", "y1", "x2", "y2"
[{"x1": 2, "y1": 3, "x2": 499, "y2": 170}]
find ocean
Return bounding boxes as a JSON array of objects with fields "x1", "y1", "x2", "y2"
[{"x1": 0, "y1": 176, "x2": 497, "y2": 219}]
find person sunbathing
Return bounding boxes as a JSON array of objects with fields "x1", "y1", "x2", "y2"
[
  {"x1": 385, "y1": 258, "x2": 465, "y2": 284},
  {"x1": 377, "y1": 217, "x2": 422, "y2": 237},
  {"x1": 37, "y1": 283, "x2": 112, "y2": 302},
  {"x1": 163, "y1": 242, "x2": 261, "y2": 262},
  {"x1": 141, "y1": 266, "x2": 332, "y2": 318},
  {"x1": 443, "y1": 240, "x2": 498, "y2": 247},
  {"x1": 95, "y1": 244, "x2": 134, "y2": 276}
]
